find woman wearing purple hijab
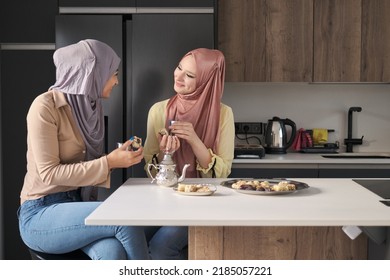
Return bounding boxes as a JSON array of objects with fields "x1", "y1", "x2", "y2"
[{"x1": 17, "y1": 39, "x2": 149, "y2": 259}]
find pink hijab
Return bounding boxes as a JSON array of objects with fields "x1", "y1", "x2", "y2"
[{"x1": 166, "y1": 48, "x2": 225, "y2": 177}]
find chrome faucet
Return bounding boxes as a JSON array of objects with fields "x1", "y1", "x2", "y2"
[{"x1": 344, "y1": 107, "x2": 363, "y2": 153}]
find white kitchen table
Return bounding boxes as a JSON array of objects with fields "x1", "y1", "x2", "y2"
[
  {"x1": 85, "y1": 178, "x2": 390, "y2": 259},
  {"x1": 86, "y1": 178, "x2": 390, "y2": 226}
]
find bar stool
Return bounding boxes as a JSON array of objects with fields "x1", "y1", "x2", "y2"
[{"x1": 28, "y1": 247, "x2": 91, "y2": 260}]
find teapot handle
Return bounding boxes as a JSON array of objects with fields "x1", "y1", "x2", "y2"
[{"x1": 147, "y1": 164, "x2": 157, "y2": 182}]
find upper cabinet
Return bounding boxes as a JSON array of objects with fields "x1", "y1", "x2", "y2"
[
  {"x1": 59, "y1": 0, "x2": 135, "y2": 8},
  {"x1": 58, "y1": 0, "x2": 214, "y2": 11},
  {"x1": 313, "y1": 0, "x2": 361, "y2": 82},
  {"x1": 315, "y1": 0, "x2": 390, "y2": 82},
  {"x1": 0, "y1": 0, "x2": 57, "y2": 43},
  {"x1": 361, "y1": 0, "x2": 390, "y2": 82},
  {"x1": 218, "y1": 0, "x2": 266, "y2": 82},
  {"x1": 218, "y1": 0, "x2": 313, "y2": 82},
  {"x1": 218, "y1": 0, "x2": 390, "y2": 82},
  {"x1": 266, "y1": 0, "x2": 313, "y2": 82}
]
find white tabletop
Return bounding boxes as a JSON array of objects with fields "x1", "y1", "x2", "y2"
[{"x1": 85, "y1": 178, "x2": 390, "y2": 227}]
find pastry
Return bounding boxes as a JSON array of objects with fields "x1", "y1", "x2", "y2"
[
  {"x1": 130, "y1": 136, "x2": 142, "y2": 149},
  {"x1": 272, "y1": 181, "x2": 296, "y2": 191},
  {"x1": 185, "y1": 185, "x2": 198, "y2": 192},
  {"x1": 177, "y1": 183, "x2": 211, "y2": 193},
  {"x1": 158, "y1": 128, "x2": 169, "y2": 136},
  {"x1": 177, "y1": 184, "x2": 186, "y2": 192},
  {"x1": 196, "y1": 186, "x2": 211, "y2": 192},
  {"x1": 232, "y1": 180, "x2": 295, "y2": 192}
]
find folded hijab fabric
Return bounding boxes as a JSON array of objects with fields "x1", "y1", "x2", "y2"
[
  {"x1": 49, "y1": 39, "x2": 121, "y2": 161},
  {"x1": 166, "y1": 48, "x2": 226, "y2": 177}
]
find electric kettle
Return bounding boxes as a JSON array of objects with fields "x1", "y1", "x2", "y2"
[{"x1": 264, "y1": 116, "x2": 297, "y2": 154}]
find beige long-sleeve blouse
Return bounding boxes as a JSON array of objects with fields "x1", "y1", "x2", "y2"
[{"x1": 20, "y1": 90, "x2": 110, "y2": 205}]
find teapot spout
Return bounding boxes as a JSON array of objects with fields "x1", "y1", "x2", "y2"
[{"x1": 178, "y1": 164, "x2": 191, "y2": 182}]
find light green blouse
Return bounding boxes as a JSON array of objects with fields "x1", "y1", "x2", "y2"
[{"x1": 143, "y1": 99, "x2": 235, "y2": 178}]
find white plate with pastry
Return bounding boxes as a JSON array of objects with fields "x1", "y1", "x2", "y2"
[{"x1": 173, "y1": 183, "x2": 217, "y2": 196}]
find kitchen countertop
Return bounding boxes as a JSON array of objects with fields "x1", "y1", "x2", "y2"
[
  {"x1": 233, "y1": 152, "x2": 390, "y2": 168},
  {"x1": 85, "y1": 177, "x2": 390, "y2": 227}
]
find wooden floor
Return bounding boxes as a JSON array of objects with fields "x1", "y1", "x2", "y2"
[{"x1": 189, "y1": 226, "x2": 367, "y2": 260}]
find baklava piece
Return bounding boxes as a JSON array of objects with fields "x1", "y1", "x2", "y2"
[{"x1": 158, "y1": 128, "x2": 169, "y2": 136}]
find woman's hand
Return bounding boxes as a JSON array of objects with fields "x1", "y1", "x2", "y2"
[
  {"x1": 158, "y1": 134, "x2": 181, "y2": 154},
  {"x1": 169, "y1": 121, "x2": 212, "y2": 169},
  {"x1": 169, "y1": 121, "x2": 201, "y2": 146},
  {"x1": 106, "y1": 140, "x2": 144, "y2": 169}
]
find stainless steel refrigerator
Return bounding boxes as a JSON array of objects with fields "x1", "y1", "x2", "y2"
[{"x1": 55, "y1": 5, "x2": 215, "y2": 196}]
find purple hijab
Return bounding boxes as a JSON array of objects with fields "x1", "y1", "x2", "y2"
[{"x1": 49, "y1": 39, "x2": 121, "y2": 160}]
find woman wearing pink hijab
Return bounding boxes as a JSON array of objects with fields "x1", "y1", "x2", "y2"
[{"x1": 143, "y1": 48, "x2": 235, "y2": 259}]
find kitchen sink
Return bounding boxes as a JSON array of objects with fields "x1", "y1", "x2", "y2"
[{"x1": 322, "y1": 153, "x2": 390, "y2": 159}]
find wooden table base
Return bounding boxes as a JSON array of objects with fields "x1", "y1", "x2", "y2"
[{"x1": 189, "y1": 226, "x2": 367, "y2": 260}]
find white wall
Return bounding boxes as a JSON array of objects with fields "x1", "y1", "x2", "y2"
[{"x1": 222, "y1": 83, "x2": 390, "y2": 152}]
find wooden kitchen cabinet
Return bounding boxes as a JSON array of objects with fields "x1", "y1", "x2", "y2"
[
  {"x1": 218, "y1": 0, "x2": 390, "y2": 82},
  {"x1": 218, "y1": 0, "x2": 266, "y2": 82},
  {"x1": 189, "y1": 226, "x2": 367, "y2": 260},
  {"x1": 313, "y1": 0, "x2": 390, "y2": 82},
  {"x1": 218, "y1": 0, "x2": 313, "y2": 82},
  {"x1": 313, "y1": 0, "x2": 361, "y2": 82},
  {"x1": 361, "y1": 0, "x2": 390, "y2": 82}
]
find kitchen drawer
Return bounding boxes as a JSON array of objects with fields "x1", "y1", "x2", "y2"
[{"x1": 319, "y1": 169, "x2": 390, "y2": 178}]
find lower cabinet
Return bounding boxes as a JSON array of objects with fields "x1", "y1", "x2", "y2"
[
  {"x1": 231, "y1": 165, "x2": 390, "y2": 179},
  {"x1": 189, "y1": 226, "x2": 367, "y2": 260},
  {"x1": 319, "y1": 169, "x2": 390, "y2": 178},
  {"x1": 230, "y1": 168, "x2": 318, "y2": 178}
]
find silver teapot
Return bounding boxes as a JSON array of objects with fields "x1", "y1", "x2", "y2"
[{"x1": 147, "y1": 153, "x2": 190, "y2": 187}]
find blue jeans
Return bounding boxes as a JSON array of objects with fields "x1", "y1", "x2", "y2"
[
  {"x1": 18, "y1": 190, "x2": 149, "y2": 260},
  {"x1": 145, "y1": 226, "x2": 188, "y2": 260}
]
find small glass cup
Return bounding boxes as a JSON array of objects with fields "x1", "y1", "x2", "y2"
[{"x1": 169, "y1": 120, "x2": 177, "y2": 135}]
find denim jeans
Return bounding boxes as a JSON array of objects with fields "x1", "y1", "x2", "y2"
[
  {"x1": 18, "y1": 190, "x2": 149, "y2": 260},
  {"x1": 145, "y1": 226, "x2": 188, "y2": 260}
]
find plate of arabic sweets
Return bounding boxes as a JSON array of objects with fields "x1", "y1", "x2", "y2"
[
  {"x1": 220, "y1": 179, "x2": 309, "y2": 195},
  {"x1": 173, "y1": 183, "x2": 217, "y2": 196}
]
